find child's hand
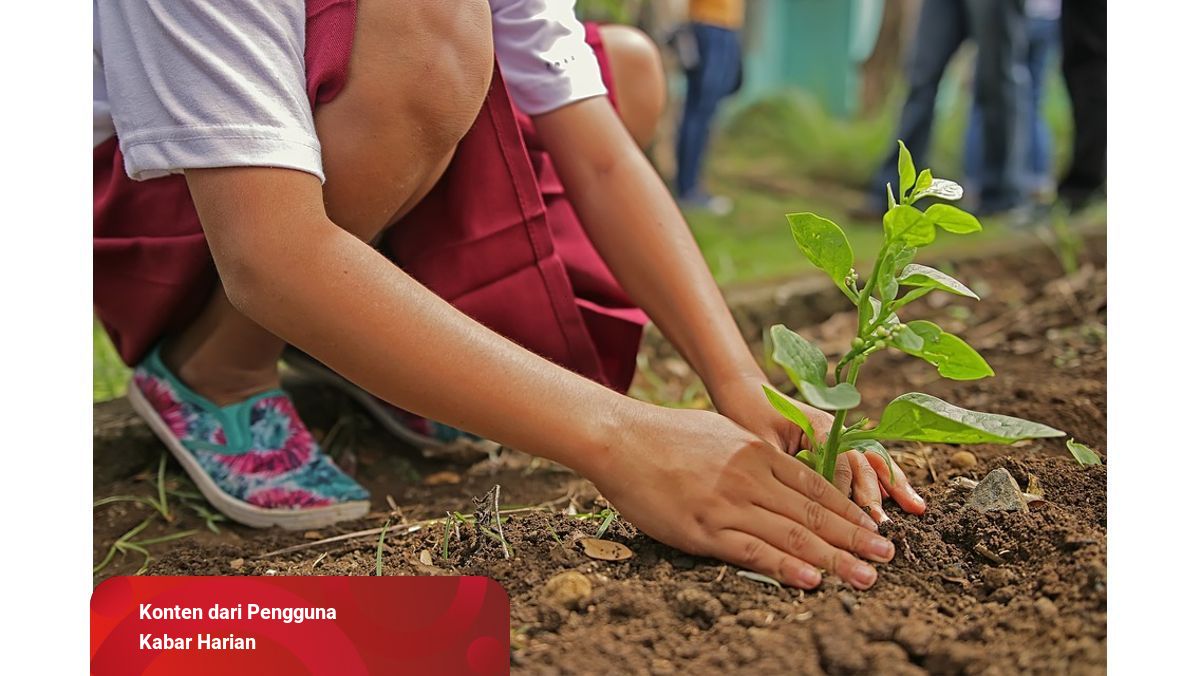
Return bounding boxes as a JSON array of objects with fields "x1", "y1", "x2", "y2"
[
  {"x1": 708, "y1": 375, "x2": 926, "y2": 524},
  {"x1": 586, "y1": 405, "x2": 896, "y2": 590}
]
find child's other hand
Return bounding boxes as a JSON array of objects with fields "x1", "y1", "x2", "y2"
[
  {"x1": 586, "y1": 405, "x2": 896, "y2": 590},
  {"x1": 708, "y1": 376, "x2": 926, "y2": 524}
]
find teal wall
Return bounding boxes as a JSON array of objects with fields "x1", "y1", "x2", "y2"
[{"x1": 740, "y1": 0, "x2": 884, "y2": 117}]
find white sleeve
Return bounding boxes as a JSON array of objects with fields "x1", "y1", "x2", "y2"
[
  {"x1": 490, "y1": 0, "x2": 608, "y2": 116},
  {"x1": 95, "y1": 0, "x2": 324, "y2": 182}
]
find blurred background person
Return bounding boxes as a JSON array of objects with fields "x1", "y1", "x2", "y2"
[
  {"x1": 964, "y1": 0, "x2": 1061, "y2": 209},
  {"x1": 857, "y1": 0, "x2": 1029, "y2": 218},
  {"x1": 1057, "y1": 0, "x2": 1106, "y2": 211},
  {"x1": 674, "y1": 0, "x2": 745, "y2": 214}
]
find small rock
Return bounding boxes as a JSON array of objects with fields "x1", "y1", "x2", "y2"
[
  {"x1": 965, "y1": 468, "x2": 1029, "y2": 513},
  {"x1": 542, "y1": 571, "x2": 593, "y2": 611},
  {"x1": 418, "y1": 550, "x2": 433, "y2": 566},
  {"x1": 1034, "y1": 597, "x2": 1058, "y2": 617},
  {"x1": 229, "y1": 558, "x2": 245, "y2": 571},
  {"x1": 949, "y1": 450, "x2": 978, "y2": 469},
  {"x1": 303, "y1": 530, "x2": 322, "y2": 540},
  {"x1": 736, "y1": 609, "x2": 774, "y2": 627},
  {"x1": 673, "y1": 589, "x2": 723, "y2": 625}
]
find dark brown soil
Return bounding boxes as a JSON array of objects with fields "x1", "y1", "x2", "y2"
[{"x1": 93, "y1": 233, "x2": 1107, "y2": 675}]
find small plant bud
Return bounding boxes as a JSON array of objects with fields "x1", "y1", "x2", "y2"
[{"x1": 852, "y1": 337, "x2": 866, "y2": 349}]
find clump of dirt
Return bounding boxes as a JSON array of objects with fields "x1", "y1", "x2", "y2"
[{"x1": 96, "y1": 235, "x2": 1107, "y2": 674}]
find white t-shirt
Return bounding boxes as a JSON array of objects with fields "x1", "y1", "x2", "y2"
[{"x1": 92, "y1": 0, "x2": 606, "y2": 183}]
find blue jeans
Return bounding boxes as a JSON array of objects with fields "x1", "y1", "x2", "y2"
[
  {"x1": 869, "y1": 0, "x2": 1029, "y2": 213},
  {"x1": 675, "y1": 22, "x2": 741, "y2": 199},
  {"x1": 965, "y1": 16, "x2": 1060, "y2": 194}
]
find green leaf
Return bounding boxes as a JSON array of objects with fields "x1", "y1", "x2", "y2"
[
  {"x1": 886, "y1": 183, "x2": 897, "y2": 210},
  {"x1": 914, "y1": 169, "x2": 933, "y2": 195},
  {"x1": 889, "y1": 325, "x2": 925, "y2": 352},
  {"x1": 890, "y1": 320, "x2": 993, "y2": 380},
  {"x1": 883, "y1": 205, "x2": 936, "y2": 247},
  {"x1": 798, "y1": 381, "x2": 861, "y2": 411},
  {"x1": 786, "y1": 213, "x2": 853, "y2": 286},
  {"x1": 897, "y1": 140, "x2": 916, "y2": 199},
  {"x1": 795, "y1": 449, "x2": 818, "y2": 469},
  {"x1": 762, "y1": 385, "x2": 817, "y2": 444},
  {"x1": 859, "y1": 393, "x2": 1064, "y2": 444},
  {"x1": 892, "y1": 248, "x2": 916, "y2": 275},
  {"x1": 1066, "y1": 438, "x2": 1102, "y2": 466},
  {"x1": 912, "y1": 178, "x2": 964, "y2": 202},
  {"x1": 924, "y1": 204, "x2": 982, "y2": 234},
  {"x1": 898, "y1": 264, "x2": 979, "y2": 300},
  {"x1": 769, "y1": 325, "x2": 827, "y2": 388}
]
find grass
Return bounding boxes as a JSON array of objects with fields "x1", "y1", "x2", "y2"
[{"x1": 92, "y1": 451, "x2": 211, "y2": 578}]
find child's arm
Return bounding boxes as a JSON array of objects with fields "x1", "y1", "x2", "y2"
[
  {"x1": 185, "y1": 165, "x2": 893, "y2": 589},
  {"x1": 531, "y1": 97, "x2": 927, "y2": 517}
]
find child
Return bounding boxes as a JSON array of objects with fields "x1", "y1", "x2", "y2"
[{"x1": 94, "y1": 0, "x2": 923, "y2": 590}]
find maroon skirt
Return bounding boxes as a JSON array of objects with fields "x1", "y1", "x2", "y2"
[{"x1": 93, "y1": 1, "x2": 645, "y2": 392}]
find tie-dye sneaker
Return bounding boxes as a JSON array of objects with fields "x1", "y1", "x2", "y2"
[
  {"x1": 127, "y1": 346, "x2": 370, "y2": 530},
  {"x1": 282, "y1": 349, "x2": 500, "y2": 460}
]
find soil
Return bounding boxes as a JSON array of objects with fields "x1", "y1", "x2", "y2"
[{"x1": 93, "y1": 233, "x2": 1107, "y2": 675}]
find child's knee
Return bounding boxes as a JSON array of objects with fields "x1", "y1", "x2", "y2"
[
  {"x1": 314, "y1": 0, "x2": 494, "y2": 233},
  {"x1": 600, "y1": 25, "x2": 666, "y2": 148}
]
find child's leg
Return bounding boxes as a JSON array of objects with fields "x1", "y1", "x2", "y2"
[{"x1": 163, "y1": 0, "x2": 493, "y2": 405}]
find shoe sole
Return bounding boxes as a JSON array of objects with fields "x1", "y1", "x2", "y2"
[
  {"x1": 128, "y1": 383, "x2": 370, "y2": 530},
  {"x1": 282, "y1": 351, "x2": 498, "y2": 459}
]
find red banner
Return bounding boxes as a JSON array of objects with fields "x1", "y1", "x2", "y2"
[{"x1": 91, "y1": 576, "x2": 510, "y2": 675}]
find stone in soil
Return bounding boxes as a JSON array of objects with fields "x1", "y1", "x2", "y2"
[
  {"x1": 965, "y1": 467, "x2": 1029, "y2": 513},
  {"x1": 541, "y1": 571, "x2": 593, "y2": 611},
  {"x1": 950, "y1": 450, "x2": 978, "y2": 469}
]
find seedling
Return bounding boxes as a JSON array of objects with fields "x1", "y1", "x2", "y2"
[{"x1": 763, "y1": 141, "x2": 1065, "y2": 483}]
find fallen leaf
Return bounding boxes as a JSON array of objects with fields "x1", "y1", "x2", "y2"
[
  {"x1": 579, "y1": 537, "x2": 633, "y2": 561},
  {"x1": 419, "y1": 550, "x2": 433, "y2": 566},
  {"x1": 422, "y1": 470, "x2": 462, "y2": 486}
]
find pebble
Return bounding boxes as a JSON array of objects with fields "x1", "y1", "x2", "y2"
[
  {"x1": 542, "y1": 571, "x2": 593, "y2": 611},
  {"x1": 965, "y1": 468, "x2": 1029, "y2": 512},
  {"x1": 949, "y1": 450, "x2": 978, "y2": 469},
  {"x1": 229, "y1": 558, "x2": 245, "y2": 571}
]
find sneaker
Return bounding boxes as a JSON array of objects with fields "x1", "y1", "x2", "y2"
[
  {"x1": 281, "y1": 349, "x2": 500, "y2": 460},
  {"x1": 127, "y1": 345, "x2": 370, "y2": 530},
  {"x1": 678, "y1": 191, "x2": 734, "y2": 217}
]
